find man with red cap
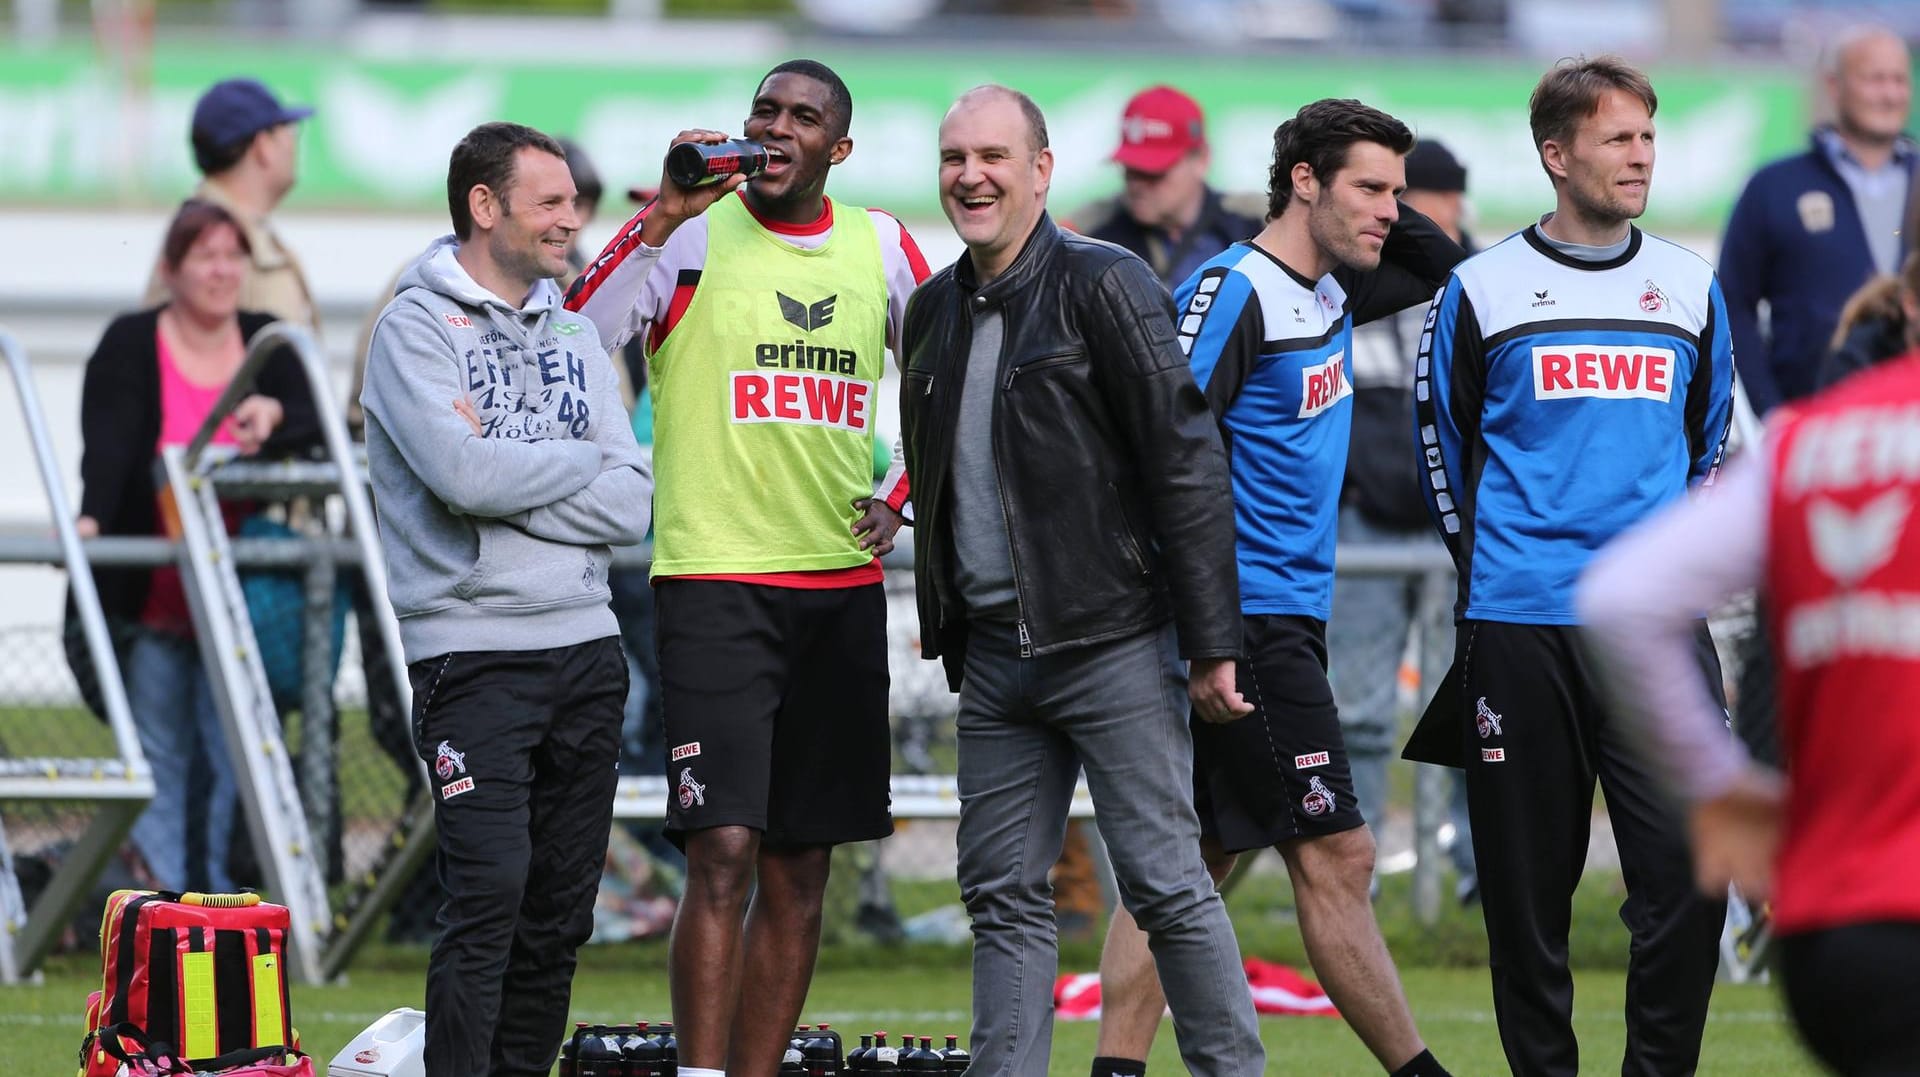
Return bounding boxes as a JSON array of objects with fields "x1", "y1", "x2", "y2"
[
  {"x1": 1068, "y1": 85, "x2": 1264, "y2": 288},
  {"x1": 1054, "y1": 85, "x2": 1269, "y2": 941}
]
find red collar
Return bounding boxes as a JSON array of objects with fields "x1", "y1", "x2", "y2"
[{"x1": 738, "y1": 189, "x2": 834, "y2": 236}]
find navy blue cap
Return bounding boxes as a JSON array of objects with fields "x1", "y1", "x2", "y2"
[
  {"x1": 1405, "y1": 140, "x2": 1467, "y2": 193},
  {"x1": 191, "y1": 78, "x2": 313, "y2": 151}
]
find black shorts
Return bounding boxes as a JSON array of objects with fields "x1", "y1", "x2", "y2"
[
  {"x1": 1193, "y1": 614, "x2": 1365, "y2": 854},
  {"x1": 654, "y1": 578, "x2": 892, "y2": 848},
  {"x1": 1783, "y1": 922, "x2": 1920, "y2": 1076}
]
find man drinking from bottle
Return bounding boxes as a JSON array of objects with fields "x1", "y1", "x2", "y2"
[{"x1": 566, "y1": 58, "x2": 929, "y2": 1077}]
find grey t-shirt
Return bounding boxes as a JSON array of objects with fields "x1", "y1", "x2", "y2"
[
  {"x1": 949, "y1": 306, "x2": 1020, "y2": 621},
  {"x1": 1536, "y1": 214, "x2": 1633, "y2": 262}
]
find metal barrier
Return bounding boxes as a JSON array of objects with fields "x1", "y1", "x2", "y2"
[
  {"x1": 0, "y1": 316, "x2": 1474, "y2": 977},
  {"x1": 0, "y1": 327, "x2": 154, "y2": 984},
  {"x1": 158, "y1": 322, "x2": 422, "y2": 983}
]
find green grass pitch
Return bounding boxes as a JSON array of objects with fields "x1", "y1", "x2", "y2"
[{"x1": 0, "y1": 872, "x2": 1822, "y2": 1074}]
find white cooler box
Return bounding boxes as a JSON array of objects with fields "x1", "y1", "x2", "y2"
[{"x1": 326, "y1": 1008, "x2": 425, "y2": 1077}]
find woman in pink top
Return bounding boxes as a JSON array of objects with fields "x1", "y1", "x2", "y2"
[{"x1": 76, "y1": 200, "x2": 319, "y2": 892}]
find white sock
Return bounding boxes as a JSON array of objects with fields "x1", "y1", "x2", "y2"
[{"x1": 679, "y1": 1069, "x2": 726, "y2": 1077}]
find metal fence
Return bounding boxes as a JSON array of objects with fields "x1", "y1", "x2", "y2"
[
  {"x1": 0, "y1": 328, "x2": 154, "y2": 983},
  {"x1": 0, "y1": 320, "x2": 1552, "y2": 979},
  {"x1": 1, "y1": 539, "x2": 1473, "y2": 966}
]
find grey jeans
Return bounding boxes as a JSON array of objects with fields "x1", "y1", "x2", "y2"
[{"x1": 954, "y1": 622, "x2": 1263, "y2": 1077}]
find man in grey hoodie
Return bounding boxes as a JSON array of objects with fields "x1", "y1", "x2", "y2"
[{"x1": 361, "y1": 121, "x2": 651, "y2": 1077}]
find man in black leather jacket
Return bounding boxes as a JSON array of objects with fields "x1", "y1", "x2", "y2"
[{"x1": 901, "y1": 84, "x2": 1263, "y2": 1077}]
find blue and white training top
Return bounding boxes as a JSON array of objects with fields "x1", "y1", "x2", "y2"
[
  {"x1": 1175, "y1": 209, "x2": 1462, "y2": 619},
  {"x1": 1414, "y1": 224, "x2": 1736, "y2": 624}
]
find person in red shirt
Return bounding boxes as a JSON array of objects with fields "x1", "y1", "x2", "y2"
[{"x1": 1580, "y1": 316, "x2": 1920, "y2": 1073}]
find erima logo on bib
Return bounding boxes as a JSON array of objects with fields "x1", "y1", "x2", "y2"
[
  {"x1": 1299, "y1": 352, "x2": 1351, "y2": 418},
  {"x1": 1532, "y1": 345, "x2": 1674, "y2": 402},
  {"x1": 779, "y1": 292, "x2": 837, "y2": 332}
]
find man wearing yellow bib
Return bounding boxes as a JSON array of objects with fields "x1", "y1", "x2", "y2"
[{"x1": 568, "y1": 59, "x2": 928, "y2": 1077}]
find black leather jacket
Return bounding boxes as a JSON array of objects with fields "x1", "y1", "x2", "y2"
[{"x1": 901, "y1": 213, "x2": 1241, "y2": 689}]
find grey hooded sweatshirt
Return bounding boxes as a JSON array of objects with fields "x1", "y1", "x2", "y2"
[{"x1": 361, "y1": 235, "x2": 651, "y2": 664}]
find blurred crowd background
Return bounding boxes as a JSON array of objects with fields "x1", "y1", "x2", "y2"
[{"x1": 0, "y1": 0, "x2": 1912, "y2": 957}]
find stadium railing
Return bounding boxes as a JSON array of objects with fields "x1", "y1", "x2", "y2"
[
  {"x1": 0, "y1": 322, "x2": 1498, "y2": 977},
  {"x1": 0, "y1": 328, "x2": 154, "y2": 984}
]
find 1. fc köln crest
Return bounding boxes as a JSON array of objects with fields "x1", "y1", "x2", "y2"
[
  {"x1": 677, "y1": 767, "x2": 707, "y2": 809},
  {"x1": 1475, "y1": 697, "x2": 1504, "y2": 739},
  {"x1": 1301, "y1": 776, "x2": 1336, "y2": 817}
]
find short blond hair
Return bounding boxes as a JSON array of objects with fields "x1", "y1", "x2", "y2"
[{"x1": 1529, "y1": 55, "x2": 1658, "y2": 153}]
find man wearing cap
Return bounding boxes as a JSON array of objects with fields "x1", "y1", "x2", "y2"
[
  {"x1": 146, "y1": 77, "x2": 317, "y2": 334},
  {"x1": 1067, "y1": 85, "x2": 1264, "y2": 288},
  {"x1": 1051, "y1": 87, "x2": 1264, "y2": 936},
  {"x1": 1329, "y1": 139, "x2": 1478, "y2": 899}
]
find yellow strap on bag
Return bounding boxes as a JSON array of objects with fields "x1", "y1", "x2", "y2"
[
  {"x1": 252, "y1": 951, "x2": 285, "y2": 1046},
  {"x1": 181, "y1": 950, "x2": 217, "y2": 1060}
]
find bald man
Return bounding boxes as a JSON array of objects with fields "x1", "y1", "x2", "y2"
[
  {"x1": 1722, "y1": 25, "x2": 1916, "y2": 416},
  {"x1": 901, "y1": 85, "x2": 1263, "y2": 1077}
]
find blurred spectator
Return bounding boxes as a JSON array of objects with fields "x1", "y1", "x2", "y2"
[
  {"x1": 145, "y1": 78, "x2": 318, "y2": 334},
  {"x1": 145, "y1": 78, "x2": 318, "y2": 893},
  {"x1": 1719, "y1": 25, "x2": 1915, "y2": 804},
  {"x1": 1055, "y1": 83, "x2": 1263, "y2": 938},
  {"x1": 1720, "y1": 25, "x2": 1915, "y2": 416},
  {"x1": 79, "y1": 200, "x2": 320, "y2": 892},
  {"x1": 1065, "y1": 85, "x2": 1263, "y2": 288},
  {"x1": 587, "y1": 173, "x2": 679, "y2": 871},
  {"x1": 1817, "y1": 251, "x2": 1920, "y2": 389},
  {"x1": 1327, "y1": 138, "x2": 1475, "y2": 899},
  {"x1": 555, "y1": 137, "x2": 606, "y2": 278}
]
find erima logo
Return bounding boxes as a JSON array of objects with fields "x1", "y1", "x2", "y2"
[
  {"x1": 1299, "y1": 351, "x2": 1351, "y2": 418},
  {"x1": 778, "y1": 292, "x2": 837, "y2": 332},
  {"x1": 1531, "y1": 289, "x2": 1555, "y2": 307},
  {"x1": 1532, "y1": 345, "x2": 1673, "y2": 402},
  {"x1": 1785, "y1": 489, "x2": 1920, "y2": 668},
  {"x1": 1809, "y1": 491, "x2": 1909, "y2": 587}
]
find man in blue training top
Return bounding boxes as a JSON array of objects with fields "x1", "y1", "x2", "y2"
[
  {"x1": 1407, "y1": 56, "x2": 1735, "y2": 1077},
  {"x1": 1089, "y1": 98, "x2": 1463, "y2": 1077}
]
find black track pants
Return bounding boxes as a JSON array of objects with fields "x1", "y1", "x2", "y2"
[{"x1": 410, "y1": 637, "x2": 627, "y2": 1077}]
